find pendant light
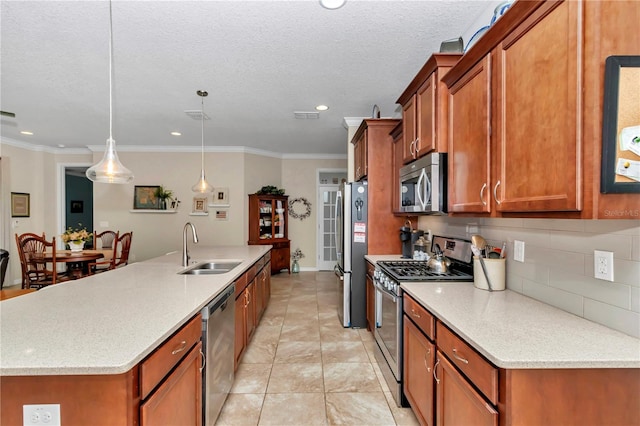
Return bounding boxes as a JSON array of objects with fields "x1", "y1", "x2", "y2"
[
  {"x1": 191, "y1": 90, "x2": 213, "y2": 193},
  {"x1": 86, "y1": 0, "x2": 134, "y2": 184}
]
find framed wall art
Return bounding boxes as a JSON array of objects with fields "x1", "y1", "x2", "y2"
[
  {"x1": 11, "y1": 192, "x2": 30, "y2": 217},
  {"x1": 193, "y1": 197, "x2": 208, "y2": 213},
  {"x1": 601, "y1": 55, "x2": 640, "y2": 193},
  {"x1": 70, "y1": 200, "x2": 83, "y2": 213},
  {"x1": 211, "y1": 187, "x2": 229, "y2": 206},
  {"x1": 133, "y1": 185, "x2": 161, "y2": 209}
]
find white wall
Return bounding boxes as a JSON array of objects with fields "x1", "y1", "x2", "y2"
[{"x1": 417, "y1": 215, "x2": 640, "y2": 338}]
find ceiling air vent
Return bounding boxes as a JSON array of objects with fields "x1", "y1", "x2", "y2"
[
  {"x1": 184, "y1": 110, "x2": 210, "y2": 120},
  {"x1": 294, "y1": 111, "x2": 320, "y2": 119}
]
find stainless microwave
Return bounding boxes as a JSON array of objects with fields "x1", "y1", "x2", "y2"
[{"x1": 399, "y1": 153, "x2": 447, "y2": 214}]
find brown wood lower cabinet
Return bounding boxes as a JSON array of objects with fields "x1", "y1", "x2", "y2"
[
  {"x1": 403, "y1": 317, "x2": 435, "y2": 426},
  {"x1": 234, "y1": 254, "x2": 272, "y2": 370},
  {"x1": 140, "y1": 341, "x2": 203, "y2": 426},
  {"x1": 365, "y1": 261, "x2": 375, "y2": 332},
  {"x1": 403, "y1": 293, "x2": 640, "y2": 426},
  {"x1": 435, "y1": 352, "x2": 498, "y2": 426}
]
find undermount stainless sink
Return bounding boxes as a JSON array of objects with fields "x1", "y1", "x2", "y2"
[{"x1": 179, "y1": 261, "x2": 242, "y2": 275}]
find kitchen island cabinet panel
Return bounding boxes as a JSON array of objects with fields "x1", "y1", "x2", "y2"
[{"x1": 140, "y1": 341, "x2": 202, "y2": 426}]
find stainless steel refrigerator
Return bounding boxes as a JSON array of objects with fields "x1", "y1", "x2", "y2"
[{"x1": 334, "y1": 181, "x2": 368, "y2": 328}]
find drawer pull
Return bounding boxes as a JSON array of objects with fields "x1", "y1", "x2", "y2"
[
  {"x1": 410, "y1": 308, "x2": 421, "y2": 318},
  {"x1": 171, "y1": 340, "x2": 187, "y2": 355},
  {"x1": 433, "y1": 359, "x2": 440, "y2": 384},
  {"x1": 452, "y1": 348, "x2": 469, "y2": 364},
  {"x1": 423, "y1": 348, "x2": 431, "y2": 372}
]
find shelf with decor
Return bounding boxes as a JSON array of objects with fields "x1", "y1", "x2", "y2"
[
  {"x1": 248, "y1": 194, "x2": 290, "y2": 274},
  {"x1": 129, "y1": 209, "x2": 178, "y2": 214}
]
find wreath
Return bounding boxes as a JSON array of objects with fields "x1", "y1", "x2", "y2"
[{"x1": 288, "y1": 197, "x2": 312, "y2": 220}]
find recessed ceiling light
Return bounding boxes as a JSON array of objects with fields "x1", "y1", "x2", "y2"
[
  {"x1": 170, "y1": 131, "x2": 182, "y2": 136},
  {"x1": 315, "y1": 105, "x2": 329, "y2": 111},
  {"x1": 20, "y1": 131, "x2": 33, "y2": 136},
  {"x1": 319, "y1": 0, "x2": 346, "y2": 10}
]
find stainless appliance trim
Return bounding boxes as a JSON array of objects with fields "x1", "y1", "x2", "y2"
[{"x1": 201, "y1": 283, "x2": 235, "y2": 425}]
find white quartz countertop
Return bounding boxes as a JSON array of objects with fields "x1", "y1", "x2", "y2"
[
  {"x1": 365, "y1": 255, "x2": 640, "y2": 369},
  {"x1": 403, "y1": 282, "x2": 640, "y2": 369},
  {"x1": 0, "y1": 245, "x2": 270, "y2": 376}
]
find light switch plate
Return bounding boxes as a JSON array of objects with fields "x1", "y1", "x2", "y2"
[
  {"x1": 514, "y1": 240, "x2": 525, "y2": 262},
  {"x1": 23, "y1": 404, "x2": 60, "y2": 426}
]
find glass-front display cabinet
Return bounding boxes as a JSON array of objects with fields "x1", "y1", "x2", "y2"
[{"x1": 248, "y1": 194, "x2": 290, "y2": 274}]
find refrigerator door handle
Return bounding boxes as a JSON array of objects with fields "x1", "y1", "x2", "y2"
[{"x1": 335, "y1": 190, "x2": 342, "y2": 262}]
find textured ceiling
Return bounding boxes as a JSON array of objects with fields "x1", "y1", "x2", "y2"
[{"x1": 1, "y1": 0, "x2": 489, "y2": 156}]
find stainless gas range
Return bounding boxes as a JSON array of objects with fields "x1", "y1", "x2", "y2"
[{"x1": 372, "y1": 236, "x2": 473, "y2": 407}]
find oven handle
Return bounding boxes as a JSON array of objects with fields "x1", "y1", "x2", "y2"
[{"x1": 373, "y1": 280, "x2": 400, "y2": 303}]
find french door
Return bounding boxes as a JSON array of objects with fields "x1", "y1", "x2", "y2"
[{"x1": 317, "y1": 186, "x2": 338, "y2": 270}]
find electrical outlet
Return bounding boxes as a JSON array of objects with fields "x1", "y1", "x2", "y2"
[
  {"x1": 466, "y1": 223, "x2": 479, "y2": 234},
  {"x1": 594, "y1": 250, "x2": 614, "y2": 281},
  {"x1": 99, "y1": 221, "x2": 109, "y2": 228},
  {"x1": 23, "y1": 404, "x2": 60, "y2": 426},
  {"x1": 514, "y1": 240, "x2": 525, "y2": 262}
]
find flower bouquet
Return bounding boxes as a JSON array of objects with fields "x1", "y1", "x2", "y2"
[
  {"x1": 291, "y1": 248, "x2": 304, "y2": 273},
  {"x1": 62, "y1": 226, "x2": 90, "y2": 251}
]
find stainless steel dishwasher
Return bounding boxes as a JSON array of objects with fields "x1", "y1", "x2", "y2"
[{"x1": 201, "y1": 283, "x2": 235, "y2": 425}]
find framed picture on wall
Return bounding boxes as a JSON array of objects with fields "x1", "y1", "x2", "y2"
[
  {"x1": 133, "y1": 185, "x2": 161, "y2": 209},
  {"x1": 211, "y1": 187, "x2": 229, "y2": 206},
  {"x1": 70, "y1": 200, "x2": 83, "y2": 213},
  {"x1": 600, "y1": 55, "x2": 640, "y2": 193},
  {"x1": 11, "y1": 192, "x2": 30, "y2": 217},
  {"x1": 193, "y1": 197, "x2": 208, "y2": 213}
]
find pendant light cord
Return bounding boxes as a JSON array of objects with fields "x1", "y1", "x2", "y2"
[
  {"x1": 109, "y1": 0, "x2": 114, "y2": 142},
  {"x1": 201, "y1": 95, "x2": 205, "y2": 171}
]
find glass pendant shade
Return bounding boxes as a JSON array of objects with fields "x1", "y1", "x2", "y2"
[
  {"x1": 86, "y1": 0, "x2": 133, "y2": 184},
  {"x1": 192, "y1": 169, "x2": 214, "y2": 193},
  {"x1": 192, "y1": 89, "x2": 213, "y2": 193},
  {"x1": 86, "y1": 138, "x2": 134, "y2": 184}
]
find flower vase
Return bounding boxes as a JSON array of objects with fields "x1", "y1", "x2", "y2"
[
  {"x1": 160, "y1": 199, "x2": 167, "y2": 210},
  {"x1": 69, "y1": 241, "x2": 84, "y2": 252},
  {"x1": 292, "y1": 260, "x2": 300, "y2": 273}
]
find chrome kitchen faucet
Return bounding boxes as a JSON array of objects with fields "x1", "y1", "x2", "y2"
[{"x1": 182, "y1": 222, "x2": 199, "y2": 267}]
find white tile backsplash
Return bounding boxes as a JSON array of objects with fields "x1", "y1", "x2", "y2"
[{"x1": 418, "y1": 217, "x2": 640, "y2": 338}]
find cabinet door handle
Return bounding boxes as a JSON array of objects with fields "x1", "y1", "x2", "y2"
[
  {"x1": 493, "y1": 180, "x2": 502, "y2": 205},
  {"x1": 452, "y1": 348, "x2": 469, "y2": 364},
  {"x1": 424, "y1": 348, "x2": 431, "y2": 372},
  {"x1": 414, "y1": 138, "x2": 420, "y2": 157},
  {"x1": 199, "y1": 348, "x2": 206, "y2": 373},
  {"x1": 433, "y1": 359, "x2": 440, "y2": 384},
  {"x1": 480, "y1": 183, "x2": 487, "y2": 206},
  {"x1": 171, "y1": 340, "x2": 187, "y2": 355},
  {"x1": 409, "y1": 139, "x2": 416, "y2": 157},
  {"x1": 410, "y1": 308, "x2": 421, "y2": 318}
]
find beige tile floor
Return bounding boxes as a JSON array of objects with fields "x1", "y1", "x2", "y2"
[{"x1": 216, "y1": 271, "x2": 419, "y2": 426}]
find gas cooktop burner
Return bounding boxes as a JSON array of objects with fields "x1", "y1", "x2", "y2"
[{"x1": 377, "y1": 260, "x2": 473, "y2": 282}]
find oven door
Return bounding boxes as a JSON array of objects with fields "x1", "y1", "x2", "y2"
[{"x1": 373, "y1": 281, "x2": 402, "y2": 378}]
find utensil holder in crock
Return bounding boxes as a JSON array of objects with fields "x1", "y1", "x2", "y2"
[{"x1": 473, "y1": 257, "x2": 506, "y2": 291}]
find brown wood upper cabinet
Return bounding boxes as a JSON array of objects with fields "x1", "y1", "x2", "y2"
[
  {"x1": 442, "y1": 0, "x2": 640, "y2": 218},
  {"x1": 397, "y1": 53, "x2": 461, "y2": 163},
  {"x1": 353, "y1": 129, "x2": 368, "y2": 182}
]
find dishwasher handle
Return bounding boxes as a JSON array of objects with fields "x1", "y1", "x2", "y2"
[{"x1": 202, "y1": 283, "x2": 235, "y2": 319}]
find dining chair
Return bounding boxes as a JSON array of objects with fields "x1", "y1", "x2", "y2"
[
  {"x1": 15, "y1": 234, "x2": 68, "y2": 289},
  {"x1": 113, "y1": 232, "x2": 133, "y2": 268},
  {"x1": 87, "y1": 231, "x2": 119, "y2": 275},
  {"x1": 0, "y1": 249, "x2": 9, "y2": 290},
  {"x1": 93, "y1": 230, "x2": 118, "y2": 250},
  {"x1": 15, "y1": 232, "x2": 46, "y2": 288}
]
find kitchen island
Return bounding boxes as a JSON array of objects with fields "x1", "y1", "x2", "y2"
[{"x1": 0, "y1": 245, "x2": 270, "y2": 425}]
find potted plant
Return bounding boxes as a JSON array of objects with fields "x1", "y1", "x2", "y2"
[
  {"x1": 61, "y1": 225, "x2": 91, "y2": 252},
  {"x1": 154, "y1": 185, "x2": 174, "y2": 209},
  {"x1": 291, "y1": 248, "x2": 304, "y2": 273}
]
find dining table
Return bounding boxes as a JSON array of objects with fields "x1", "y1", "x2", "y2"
[{"x1": 44, "y1": 249, "x2": 110, "y2": 279}]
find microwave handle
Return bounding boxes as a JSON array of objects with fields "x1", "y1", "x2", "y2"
[{"x1": 417, "y1": 169, "x2": 429, "y2": 209}]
